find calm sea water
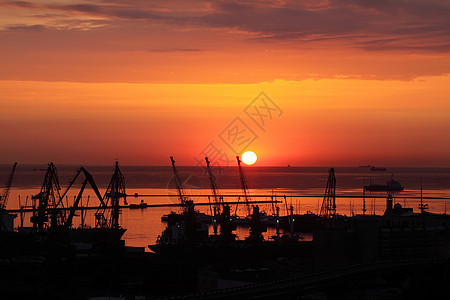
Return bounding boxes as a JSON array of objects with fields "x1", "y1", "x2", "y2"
[{"x1": 2, "y1": 164, "x2": 450, "y2": 250}]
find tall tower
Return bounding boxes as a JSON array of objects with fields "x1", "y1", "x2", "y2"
[{"x1": 384, "y1": 193, "x2": 393, "y2": 216}]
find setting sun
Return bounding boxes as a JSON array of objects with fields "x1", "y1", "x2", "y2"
[{"x1": 241, "y1": 151, "x2": 257, "y2": 165}]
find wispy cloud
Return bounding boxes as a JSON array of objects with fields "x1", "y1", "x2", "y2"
[
  {"x1": 1, "y1": 0, "x2": 450, "y2": 83},
  {"x1": 6, "y1": 24, "x2": 47, "y2": 31},
  {"x1": 146, "y1": 48, "x2": 203, "y2": 53},
  {"x1": 3, "y1": 0, "x2": 448, "y2": 52}
]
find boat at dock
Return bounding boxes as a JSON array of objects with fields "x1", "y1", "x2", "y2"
[{"x1": 280, "y1": 211, "x2": 323, "y2": 233}]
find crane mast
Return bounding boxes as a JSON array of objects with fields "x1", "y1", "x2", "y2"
[
  {"x1": 236, "y1": 155, "x2": 251, "y2": 216},
  {"x1": 0, "y1": 162, "x2": 17, "y2": 210}
]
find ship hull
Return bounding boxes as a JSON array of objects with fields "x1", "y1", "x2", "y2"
[
  {"x1": 364, "y1": 185, "x2": 404, "y2": 192},
  {"x1": 68, "y1": 227, "x2": 126, "y2": 243}
]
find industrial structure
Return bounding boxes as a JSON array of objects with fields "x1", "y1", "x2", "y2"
[
  {"x1": 0, "y1": 162, "x2": 17, "y2": 232},
  {"x1": 319, "y1": 168, "x2": 336, "y2": 219},
  {"x1": 1, "y1": 161, "x2": 450, "y2": 299},
  {"x1": 236, "y1": 155, "x2": 252, "y2": 216}
]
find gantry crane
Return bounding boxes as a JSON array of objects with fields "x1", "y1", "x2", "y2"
[{"x1": 0, "y1": 162, "x2": 17, "y2": 210}]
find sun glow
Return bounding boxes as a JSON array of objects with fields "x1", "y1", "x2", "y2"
[{"x1": 241, "y1": 151, "x2": 257, "y2": 165}]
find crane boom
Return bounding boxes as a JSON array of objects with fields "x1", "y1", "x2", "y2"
[
  {"x1": 58, "y1": 167, "x2": 105, "y2": 208},
  {"x1": 63, "y1": 167, "x2": 107, "y2": 228},
  {"x1": 170, "y1": 156, "x2": 186, "y2": 204},
  {"x1": 205, "y1": 157, "x2": 222, "y2": 213},
  {"x1": 0, "y1": 162, "x2": 17, "y2": 210},
  {"x1": 64, "y1": 178, "x2": 88, "y2": 228},
  {"x1": 236, "y1": 156, "x2": 251, "y2": 215}
]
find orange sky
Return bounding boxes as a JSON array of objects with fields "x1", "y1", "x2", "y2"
[{"x1": 1, "y1": 0, "x2": 450, "y2": 166}]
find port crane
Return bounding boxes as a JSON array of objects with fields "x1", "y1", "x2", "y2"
[
  {"x1": 319, "y1": 168, "x2": 336, "y2": 219},
  {"x1": 60, "y1": 167, "x2": 106, "y2": 229},
  {"x1": 205, "y1": 157, "x2": 225, "y2": 235},
  {"x1": 95, "y1": 161, "x2": 127, "y2": 230},
  {"x1": 236, "y1": 155, "x2": 252, "y2": 216},
  {"x1": 0, "y1": 162, "x2": 17, "y2": 231},
  {"x1": 30, "y1": 162, "x2": 126, "y2": 233},
  {"x1": 170, "y1": 156, "x2": 188, "y2": 204},
  {"x1": 0, "y1": 162, "x2": 17, "y2": 210},
  {"x1": 30, "y1": 163, "x2": 65, "y2": 231}
]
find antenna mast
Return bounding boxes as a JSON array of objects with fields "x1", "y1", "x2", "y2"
[{"x1": 419, "y1": 176, "x2": 428, "y2": 214}]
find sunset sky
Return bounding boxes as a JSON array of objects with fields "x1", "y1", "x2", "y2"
[{"x1": 1, "y1": 0, "x2": 450, "y2": 166}]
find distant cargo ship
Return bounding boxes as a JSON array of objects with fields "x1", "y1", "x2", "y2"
[
  {"x1": 129, "y1": 200, "x2": 148, "y2": 209},
  {"x1": 364, "y1": 178, "x2": 404, "y2": 192},
  {"x1": 370, "y1": 166, "x2": 386, "y2": 171}
]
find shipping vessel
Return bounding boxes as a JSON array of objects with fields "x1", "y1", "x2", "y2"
[
  {"x1": 364, "y1": 178, "x2": 404, "y2": 191},
  {"x1": 370, "y1": 165, "x2": 387, "y2": 171}
]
